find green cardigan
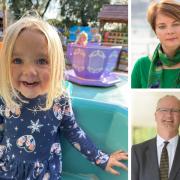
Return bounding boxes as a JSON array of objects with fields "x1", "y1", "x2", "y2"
[{"x1": 131, "y1": 56, "x2": 180, "y2": 88}]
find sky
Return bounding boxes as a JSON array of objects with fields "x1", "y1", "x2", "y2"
[{"x1": 44, "y1": 0, "x2": 60, "y2": 19}]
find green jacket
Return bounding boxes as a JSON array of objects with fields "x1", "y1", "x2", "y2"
[{"x1": 131, "y1": 56, "x2": 180, "y2": 88}]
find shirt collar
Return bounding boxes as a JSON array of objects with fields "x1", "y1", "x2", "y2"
[{"x1": 157, "y1": 134, "x2": 179, "y2": 147}]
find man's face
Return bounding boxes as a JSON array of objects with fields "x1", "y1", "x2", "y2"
[{"x1": 155, "y1": 96, "x2": 180, "y2": 136}]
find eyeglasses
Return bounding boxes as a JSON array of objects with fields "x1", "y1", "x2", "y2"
[{"x1": 156, "y1": 108, "x2": 180, "y2": 114}]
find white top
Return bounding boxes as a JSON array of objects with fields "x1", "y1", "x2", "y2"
[{"x1": 156, "y1": 135, "x2": 179, "y2": 176}]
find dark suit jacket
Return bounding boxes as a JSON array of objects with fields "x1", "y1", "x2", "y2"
[{"x1": 131, "y1": 137, "x2": 180, "y2": 180}]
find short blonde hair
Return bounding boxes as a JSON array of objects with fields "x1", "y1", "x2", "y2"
[
  {"x1": 0, "y1": 17, "x2": 65, "y2": 110},
  {"x1": 147, "y1": 0, "x2": 180, "y2": 32}
]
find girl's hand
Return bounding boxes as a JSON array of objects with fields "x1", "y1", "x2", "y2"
[{"x1": 105, "y1": 150, "x2": 128, "y2": 175}]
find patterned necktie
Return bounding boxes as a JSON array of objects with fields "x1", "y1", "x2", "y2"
[{"x1": 160, "y1": 141, "x2": 169, "y2": 180}]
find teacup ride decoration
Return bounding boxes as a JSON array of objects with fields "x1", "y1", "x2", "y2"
[{"x1": 66, "y1": 43, "x2": 123, "y2": 87}]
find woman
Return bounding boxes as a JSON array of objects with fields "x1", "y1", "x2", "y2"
[{"x1": 131, "y1": 0, "x2": 180, "y2": 88}]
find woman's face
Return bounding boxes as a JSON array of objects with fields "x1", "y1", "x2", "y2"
[{"x1": 155, "y1": 13, "x2": 180, "y2": 51}]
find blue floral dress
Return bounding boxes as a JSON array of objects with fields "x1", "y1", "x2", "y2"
[{"x1": 0, "y1": 94, "x2": 109, "y2": 180}]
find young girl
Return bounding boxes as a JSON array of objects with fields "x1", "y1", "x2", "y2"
[
  {"x1": 75, "y1": 31, "x2": 88, "y2": 46},
  {"x1": 91, "y1": 28, "x2": 102, "y2": 43},
  {"x1": 0, "y1": 17, "x2": 128, "y2": 179}
]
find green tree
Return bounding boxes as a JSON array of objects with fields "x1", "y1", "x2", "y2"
[
  {"x1": 60, "y1": 0, "x2": 110, "y2": 27},
  {"x1": 8, "y1": 0, "x2": 53, "y2": 19},
  {"x1": 9, "y1": 0, "x2": 33, "y2": 19}
]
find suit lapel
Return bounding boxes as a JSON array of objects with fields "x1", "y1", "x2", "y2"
[
  {"x1": 169, "y1": 136, "x2": 180, "y2": 180},
  {"x1": 147, "y1": 138, "x2": 160, "y2": 180}
]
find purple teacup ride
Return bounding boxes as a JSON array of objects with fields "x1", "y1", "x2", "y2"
[{"x1": 66, "y1": 43, "x2": 123, "y2": 87}]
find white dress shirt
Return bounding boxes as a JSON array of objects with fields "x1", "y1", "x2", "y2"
[{"x1": 156, "y1": 135, "x2": 179, "y2": 176}]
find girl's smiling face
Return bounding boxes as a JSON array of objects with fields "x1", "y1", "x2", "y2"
[
  {"x1": 11, "y1": 29, "x2": 51, "y2": 99},
  {"x1": 155, "y1": 13, "x2": 180, "y2": 51}
]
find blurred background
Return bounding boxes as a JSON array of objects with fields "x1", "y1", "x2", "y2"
[
  {"x1": 131, "y1": 92, "x2": 180, "y2": 145},
  {"x1": 0, "y1": 0, "x2": 128, "y2": 39},
  {"x1": 0, "y1": 0, "x2": 129, "y2": 72},
  {"x1": 131, "y1": 0, "x2": 159, "y2": 66}
]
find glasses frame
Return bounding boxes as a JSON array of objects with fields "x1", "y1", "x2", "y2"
[{"x1": 156, "y1": 108, "x2": 180, "y2": 114}]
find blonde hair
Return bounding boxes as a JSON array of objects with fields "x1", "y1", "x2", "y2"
[
  {"x1": 75, "y1": 31, "x2": 88, "y2": 44},
  {"x1": 147, "y1": 0, "x2": 180, "y2": 32},
  {"x1": 0, "y1": 17, "x2": 65, "y2": 110}
]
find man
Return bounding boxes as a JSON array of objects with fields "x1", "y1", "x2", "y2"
[{"x1": 131, "y1": 95, "x2": 180, "y2": 180}]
